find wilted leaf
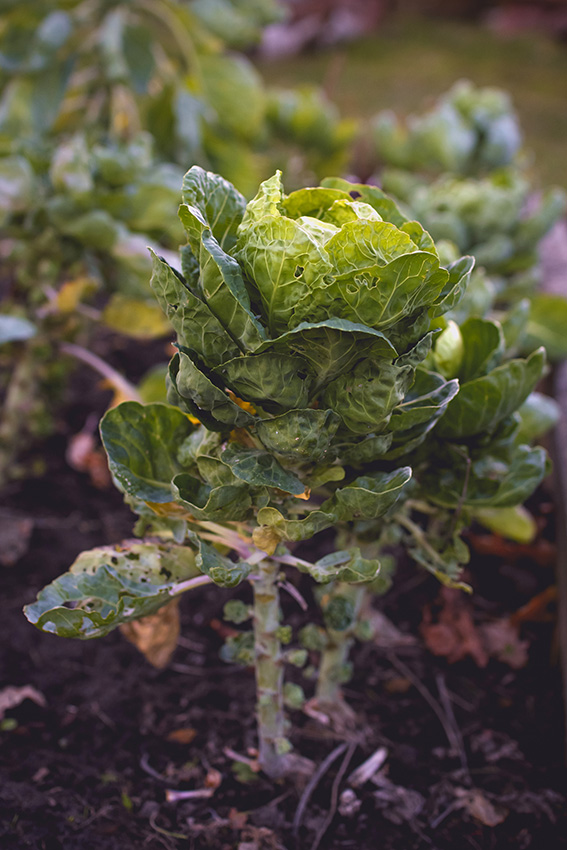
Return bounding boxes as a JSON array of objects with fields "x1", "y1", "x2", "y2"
[
  {"x1": 421, "y1": 587, "x2": 488, "y2": 667},
  {"x1": 24, "y1": 540, "x2": 201, "y2": 639},
  {"x1": 455, "y1": 788, "x2": 508, "y2": 827},
  {"x1": 120, "y1": 597, "x2": 180, "y2": 668}
]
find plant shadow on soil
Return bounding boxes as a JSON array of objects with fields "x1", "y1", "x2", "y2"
[{"x1": 1, "y1": 352, "x2": 566, "y2": 850}]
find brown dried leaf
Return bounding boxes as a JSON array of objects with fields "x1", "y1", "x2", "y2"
[
  {"x1": 66, "y1": 431, "x2": 111, "y2": 489},
  {"x1": 120, "y1": 598, "x2": 180, "y2": 668},
  {"x1": 421, "y1": 588, "x2": 488, "y2": 667},
  {"x1": 0, "y1": 685, "x2": 46, "y2": 718},
  {"x1": 479, "y1": 619, "x2": 529, "y2": 669},
  {"x1": 205, "y1": 768, "x2": 222, "y2": 789},
  {"x1": 367, "y1": 609, "x2": 417, "y2": 649},
  {"x1": 166, "y1": 727, "x2": 197, "y2": 745},
  {"x1": 455, "y1": 788, "x2": 508, "y2": 827}
]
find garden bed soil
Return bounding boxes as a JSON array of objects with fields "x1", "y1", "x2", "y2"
[{"x1": 1, "y1": 351, "x2": 566, "y2": 850}]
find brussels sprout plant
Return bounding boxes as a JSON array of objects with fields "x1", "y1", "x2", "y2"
[{"x1": 25, "y1": 168, "x2": 549, "y2": 778}]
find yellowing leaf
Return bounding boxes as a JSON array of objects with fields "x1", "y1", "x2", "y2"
[
  {"x1": 145, "y1": 501, "x2": 195, "y2": 520},
  {"x1": 252, "y1": 525, "x2": 280, "y2": 556},
  {"x1": 102, "y1": 294, "x2": 171, "y2": 340},
  {"x1": 227, "y1": 391, "x2": 256, "y2": 415},
  {"x1": 120, "y1": 598, "x2": 180, "y2": 668},
  {"x1": 56, "y1": 277, "x2": 97, "y2": 313}
]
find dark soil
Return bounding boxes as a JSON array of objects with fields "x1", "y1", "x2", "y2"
[{"x1": 1, "y1": 362, "x2": 566, "y2": 850}]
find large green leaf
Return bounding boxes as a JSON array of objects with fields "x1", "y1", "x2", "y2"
[
  {"x1": 23, "y1": 541, "x2": 200, "y2": 639},
  {"x1": 294, "y1": 249, "x2": 448, "y2": 334},
  {"x1": 255, "y1": 408, "x2": 341, "y2": 463},
  {"x1": 517, "y1": 392, "x2": 559, "y2": 443},
  {"x1": 522, "y1": 293, "x2": 567, "y2": 362},
  {"x1": 174, "y1": 350, "x2": 255, "y2": 429},
  {"x1": 181, "y1": 165, "x2": 246, "y2": 252},
  {"x1": 199, "y1": 53, "x2": 265, "y2": 144},
  {"x1": 430, "y1": 256, "x2": 475, "y2": 315},
  {"x1": 257, "y1": 318, "x2": 397, "y2": 389},
  {"x1": 149, "y1": 251, "x2": 239, "y2": 366},
  {"x1": 457, "y1": 317, "x2": 504, "y2": 383},
  {"x1": 281, "y1": 186, "x2": 351, "y2": 219},
  {"x1": 220, "y1": 443, "x2": 305, "y2": 495},
  {"x1": 424, "y1": 444, "x2": 548, "y2": 509},
  {"x1": 215, "y1": 351, "x2": 311, "y2": 413},
  {"x1": 323, "y1": 358, "x2": 414, "y2": 435},
  {"x1": 100, "y1": 402, "x2": 197, "y2": 503},
  {"x1": 172, "y1": 473, "x2": 252, "y2": 522},
  {"x1": 322, "y1": 467, "x2": 412, "y2": 521},
  {"x1": 437, "y1": 348, "x2": 546, "y2": 439},
  {"x1": 325, "y1": 219, "x2": 422, "y2": 273},
  {"x1": 236, "y1": 214, "x2": 331, "y2": 335},
  {"x1": 178, "y1": 206, "x2": 267, "y2": 352},
  {"x1": 341, "y1": 433, "x2": 394, "y2": 466}
]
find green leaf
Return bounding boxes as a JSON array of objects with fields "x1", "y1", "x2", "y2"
[
  {"x1": 300, "y1": 549, "x2": 382, "y2": 584},
  {"x1": 235, "y1": 214, "x2": 331, "y2": 336},
  {"x1": 256, "y1": 318, "x2": 397, "y2": 389},
  {"x1": 221, "y1": 443, "x2": 305, "y2": 495},
  {"x1": 342, "y1": 433, "x2": 394, "y2": 465},
  {"x1": 150, "y1": 252, "x2": 239, "y2": 365},
  {"x1": 174, "y1": 351, "x2": 255, "y2": 429},
  {"x1": 255, "y1": 505, "x2": 337, "y2": 543},
  {"x1": 457, "y1": 318, "x2": 504, "y2": 383},
  {"x1": 437, "y1": 348, "x2": 546, "y2": 439},
  {"x1": 23, "y1": 540, "x2": 200, "y2": 639},
  {"x1": 433, "y1": 321, "x2": 464, "y2": 379},
  {"x1": 215, "y1": 352, "x2": 311, "y2": 414},
  {"x1": 172, "y1": 473, "x2": 252, "y2": 522},
  {"x1": 523, "y1": 293, "x2": 567, "y2": 362},
  {"x1": 473, "y1": 505, "x2": 537, "y2": 544},
  {"x1": 255, "y1": 408, "x2": 341, "y2": 463},
  {"x1": 323, "y1": 358, "x2": 414, "y2": 435},
  {"x1": 323, "y1": 467, "x2": 412, "y2": 521},
  {"x1": 389, "y1": 369, "x2": 459, "y2": 432},
  {"x1": 424, "y1": 442, "x2": 548, "y2": 509},
  {"x1": 238, "y1": 170, "x2": 285, "y2": 231},
  {"x1": 178, "y1": 208, "x2": 266, "y2": 351},
  {"x1": 281, "y1": 186, "x2": 352, "y2": 219},
  {"x1": 320, "y1": 177, "x2": 408, "y2": 227},
  {"x1": 296, "y1": 246, "x2": 448, "y2": 334},
  {"x1": 517, "y1": 392, "x2": 559, "y2": 443},
  {"x1": 198, "y1": 229, "x2": 267, "y2": 351},
  {"x1": 430, "y1": 256, "x2": 475, "y2": 316},
  {"x1": 191, "y1": 534, "x2": 252, "y2": 588},
  {"x1": 181, "y1": 165, "x2": 246, "y2": 252},
  {"x1": 100, "y1": 402, "x2": 197, "y2": 503}
]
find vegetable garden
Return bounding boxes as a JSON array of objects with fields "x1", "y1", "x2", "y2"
[{"x1": 1, "y1": 3, "x2": 567, "y2": 848}]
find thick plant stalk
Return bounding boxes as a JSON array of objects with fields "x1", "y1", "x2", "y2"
[
  {"x1": 252, "y1": 558, "x2": 287, "y2": 778},
  {"x1": 316, "y1": 583, "x2": 367, "y2": 710}
]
